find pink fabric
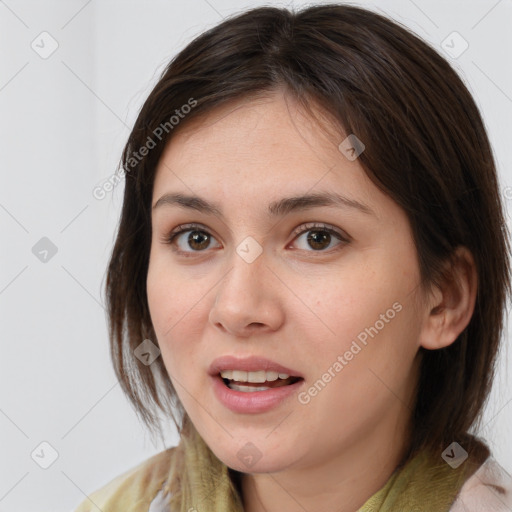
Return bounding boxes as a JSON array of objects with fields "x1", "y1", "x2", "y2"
[{"x1": 450, "y1": 457, "x2": 512, "y2": 511}]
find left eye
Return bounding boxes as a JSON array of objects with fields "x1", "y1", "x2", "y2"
[
  {"x1": 164, "y1": 222, "x2": 348, "y2": 254},
  {"x1": 291, "y1": 222, "x2": 348, "y2": 252}
]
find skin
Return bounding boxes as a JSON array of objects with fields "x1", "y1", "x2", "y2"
[{"x1": 146, "y1": 89, "x2": 477, "y2": 512}]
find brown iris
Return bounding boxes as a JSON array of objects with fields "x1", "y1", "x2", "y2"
[
  {"x1": 307, "y1": 230, "x2": 331, "y2": 250},
  {"x1": 187, "y1": 231, "x2": 210, "y2": 250}
]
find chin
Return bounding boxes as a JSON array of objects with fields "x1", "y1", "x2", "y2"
[
  {"x1": 205, "y1": 436, "x2": 300, "y2": 475},
  {"x1": 222, "y1": 453, "x2": 290, "y2": 474}
]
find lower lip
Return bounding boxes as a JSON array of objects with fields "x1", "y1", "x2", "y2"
[{"x1": 211, "y1": 375, "x2": 304, "y2": 414}]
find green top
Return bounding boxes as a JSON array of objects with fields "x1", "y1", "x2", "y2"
[
  {"x1": 357, "y1": 447, "x2": 480, "y2": 511},
  {"x1": 74, "y1": 423, "x2": 486, "y2": 512}
]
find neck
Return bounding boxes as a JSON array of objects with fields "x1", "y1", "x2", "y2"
[{"x1": 240, "y1": 412, "x2": 412, "y2": 512}]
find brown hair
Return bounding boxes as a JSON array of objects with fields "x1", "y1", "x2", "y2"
[{"x1": 105, "y1": 3, "x2": 511, "y2": 459}]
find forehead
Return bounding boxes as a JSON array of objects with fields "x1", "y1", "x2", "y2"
[
  {"x1": 151, "y1": 92, "x2": 392, "y2": 222},
  {"x1": 157, "y1": 93, "x2": 358, "y2": 181}
]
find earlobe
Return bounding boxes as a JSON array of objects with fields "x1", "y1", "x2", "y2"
[{"x1": 419, "y1": 246, "x2": 477, "y2": 351}]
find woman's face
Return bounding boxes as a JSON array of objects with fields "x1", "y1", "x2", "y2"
[{"x1": 147, "y1": 91, "x2": 427, "y2": 473}]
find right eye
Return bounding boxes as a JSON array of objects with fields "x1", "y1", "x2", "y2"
[{"x1": 163, "y1": 223, "x2": 222, "y2": 256}]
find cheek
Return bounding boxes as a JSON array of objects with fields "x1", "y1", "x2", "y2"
[
  {"x1": 299, "y1": 272, "x2": 393, "y2": 344},
  {"x1": 296, "y1": 253, "x2": 420, "y2": 366},
  {"x1": 147, "y1": 250, "x2": 200, "y2": 326},
  {"x1": 146, "y1": 253, "x2": 212, "y2": 370},
  {"x1": 147, "y1": 257, "x2": 186, "y2": 350},
  {"x1": 147, "y1": 260, "x2": 174, "y2": 331},
  {"x1": 297, "y1": 290, "x2": 420, "y2": 439}
]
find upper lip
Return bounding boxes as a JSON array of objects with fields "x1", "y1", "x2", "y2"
[{"x1": 209, "y1": 355, "x2": 303, "y2": 378}]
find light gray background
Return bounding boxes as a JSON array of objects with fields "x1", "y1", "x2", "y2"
[{"x1": 1, "y1": 1, "x2": 511, "y2": 510}]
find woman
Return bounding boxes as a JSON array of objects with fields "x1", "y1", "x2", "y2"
[{"x1": 75, "y1": 3, "x2": 512, "y2": 511}]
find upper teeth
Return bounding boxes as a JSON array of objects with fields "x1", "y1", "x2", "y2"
[{"x1": 220, "y1": 370, "x2": 290, "y2": 383}]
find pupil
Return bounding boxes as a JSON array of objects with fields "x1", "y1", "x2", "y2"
[{"x1": 307, "y1": 230, "x2": 330, "y2": 250}]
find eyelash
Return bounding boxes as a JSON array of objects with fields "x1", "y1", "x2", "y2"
[{"x1": 161, "y1": 222, "x2": 349, "y2": 257}]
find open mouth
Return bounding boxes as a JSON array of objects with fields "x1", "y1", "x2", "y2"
[{"x1": 220, "y1": 370, "x2": 303, "y2": 392}]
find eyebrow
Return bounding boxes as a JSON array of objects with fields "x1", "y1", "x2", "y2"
[{"x1": 152, "y1": 191, "x2": 375, "y2": 218}]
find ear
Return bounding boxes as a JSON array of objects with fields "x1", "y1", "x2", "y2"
[{"x1": 419, "y1": 246, "x2": 478, "y2": 350}]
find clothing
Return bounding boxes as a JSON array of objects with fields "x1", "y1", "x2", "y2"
[{"x1": 74, "y1": 421, "x2": 512, "y2": 511}]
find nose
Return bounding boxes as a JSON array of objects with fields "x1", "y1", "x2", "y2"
[{"x1": 208, "y1": 248, "x2": 285, "y2": 337}]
